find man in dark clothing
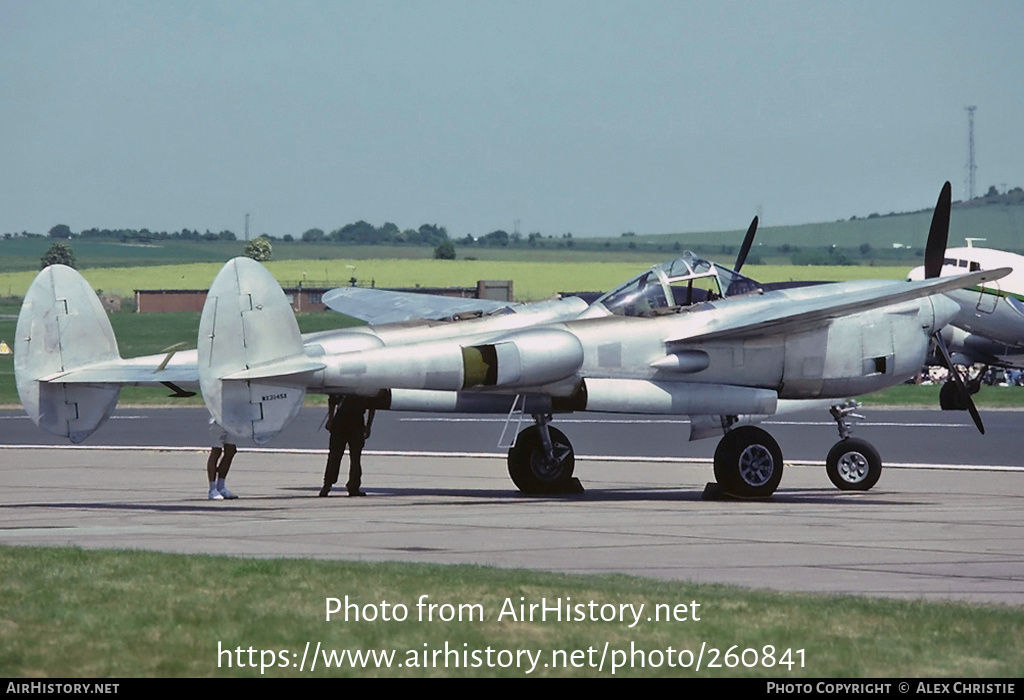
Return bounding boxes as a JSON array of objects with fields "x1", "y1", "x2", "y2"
[{"x1": 319, "y1": 395, "x2": 375, "y2": 497}]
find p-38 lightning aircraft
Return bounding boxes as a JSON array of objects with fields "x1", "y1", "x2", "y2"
[
  {"x1": 15, "y1": 183, "x2": 1003, "y2": 498},
  {"x1": 14, "y1": 216, "x2": 763, "y2": 444},
  {"x1": 907, "y1": 239, "x2": 1024, "y2": 409}
]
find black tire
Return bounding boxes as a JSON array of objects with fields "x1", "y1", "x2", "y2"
[
  {"x1": 826, "y1": 438, "x2": 882, "y2": 491},
  {"x1": 507, "y1": 425, "x2": 575, "y2": 494},
  {"x1": 713, "y1": 426, "x2": 784, "y2": 498}
]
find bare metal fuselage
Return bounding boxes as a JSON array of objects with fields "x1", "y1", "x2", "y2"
[{"x1": 305, "y1": 280, "x2": 950, "y2": 408}]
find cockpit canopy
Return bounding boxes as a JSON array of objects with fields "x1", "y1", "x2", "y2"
[{"x1": 591, "y1": 252, "x2": 761, "y2": 317}]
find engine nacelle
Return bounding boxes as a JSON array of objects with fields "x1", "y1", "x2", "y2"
[
  {"x1": 462, "y1": 328, "x2": 584, "y2": 388},
  {"x1": 780, "y1": 296, "x2": 955, "y2": 399}
]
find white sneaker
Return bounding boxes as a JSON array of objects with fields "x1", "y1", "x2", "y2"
[
  {"x1": 215, "y1": 478, "x2": 237, "y2": 500},
  {"x1": 208, "y1": 487, "x2": 224, "y2": 500}
]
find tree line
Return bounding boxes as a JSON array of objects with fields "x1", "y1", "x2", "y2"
[{"x1": 12, "y1": 222, "x2": 580, "y2": 250}]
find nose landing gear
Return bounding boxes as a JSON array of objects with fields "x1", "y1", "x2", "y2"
[{"x1": 825, "y1": 401, "x2": 882, "y2": 491}]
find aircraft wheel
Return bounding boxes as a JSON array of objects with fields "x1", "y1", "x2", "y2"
[
  {"x1": 507, "y1": 425, "x2": 575, "y2": 494},
  {"x1": 825, "y1": 438, "x2": 881, "y2": 491},
  {"x1": 713, "y1": 426, "x2": 783, "y2": 498}
]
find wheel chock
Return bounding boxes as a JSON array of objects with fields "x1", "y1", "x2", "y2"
[{"x1": 701, "y1": 482, "x2": 774, "y2": 501}]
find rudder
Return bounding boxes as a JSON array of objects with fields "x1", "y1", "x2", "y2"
[
  {"x1": 198, "y1": 257, "x2": 311, "y2": 444},
  {"x1": 15, "y1": 265, "x2": 121, "y2": 443}
]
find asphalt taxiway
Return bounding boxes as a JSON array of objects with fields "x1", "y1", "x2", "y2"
[{"x1": 2, "y1": 406, "x2": 1022, "y2": 606}]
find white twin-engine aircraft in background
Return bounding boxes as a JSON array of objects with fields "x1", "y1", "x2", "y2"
[
  {"x1": 907, "y1": 240, "x2": 1024, "y2": 409},
  {"x1": 14, "y1": 183, "x2": 1006, "y2": 499}
]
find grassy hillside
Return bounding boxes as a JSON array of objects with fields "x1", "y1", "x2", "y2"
[
  {"x1": 0, "y1": 237, "x2": 668, "y2": 276},
  {"x1": 5, "y1": 196, "x2": 1024, "y2": 273},
  {"x1": 582, "y1": 203, "x2": 1024, "y2": 264}
]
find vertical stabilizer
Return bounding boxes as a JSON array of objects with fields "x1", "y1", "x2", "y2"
[
  {"x1": 198, "y1": 257, "x2": 308, "y2": 444},
  {"x1": 15, "y1": 265, "x2": 121, "y2": 443}
]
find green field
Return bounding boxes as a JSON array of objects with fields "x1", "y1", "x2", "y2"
[
  {"x1": 1, "y1": 545, "x2": 1020, "y2": 677},
  {"x1": 0, "y1": 259, "x2": 910, "y2": 303}
]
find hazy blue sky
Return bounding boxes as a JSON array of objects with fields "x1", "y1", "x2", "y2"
[{"x1": 2, "y1": 0, "x2": 1022, "y2": 238}]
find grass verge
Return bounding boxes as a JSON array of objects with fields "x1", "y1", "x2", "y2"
[
  {"x1": 859, "y1": 383, "x2": 1024, "y2": 408},
  {"x1": 0, "y1": 545, "x2": 1021, "y2": 678}
]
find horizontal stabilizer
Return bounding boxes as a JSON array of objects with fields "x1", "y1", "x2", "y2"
[
  {"x1": 40, "y1": 350, "x2": 200, "y2": 385},
  {"x1": 222, "y1": 356, "x2": 326, "y2": 381}
]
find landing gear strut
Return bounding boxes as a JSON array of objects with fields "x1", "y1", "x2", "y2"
[
  {"x1": 507, "y1": 414, "x2": 577, "y2": 494},
  {"x1": 825, "y1": 401, "x2": 882, "y2": 491}
]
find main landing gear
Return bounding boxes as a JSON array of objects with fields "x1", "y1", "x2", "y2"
[
  {"x1": 507, "y1": 414, "x2": 579, "y2": 494},
  {"x1": 508, "y1": 403, "x2": 886, "y2": 499},
  {"x1": 710, "y1": 401, "x2": 884, "y2": 498},
  {"x1": 712, "y1": 425, "x2": 784, "y2": 498}
]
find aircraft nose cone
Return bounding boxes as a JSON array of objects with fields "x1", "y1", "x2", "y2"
[{"x1": 929, "y1": 294, "x2": 960, "y2": 333}]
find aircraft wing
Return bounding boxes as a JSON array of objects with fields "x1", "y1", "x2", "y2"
[
  {"x1": 666, "y1": 269, "x2": 1010, "y2": 346},
  {"x1": 322, "y1": 286, "x2": 515, "y2": 323}
]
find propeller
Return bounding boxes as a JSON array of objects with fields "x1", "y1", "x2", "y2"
[
  {"x1": 933, "y1": 333, "x2": 984, "y2": 434},
  {"x1": 924, "y1": 181, "x2": 952, "y2": 279},
  {"x1": 733, "y1": 216, "x2": 759, "y2": 274},
  {"x1": 923, "y1": 181, "x2": 984, "y2": 433}
]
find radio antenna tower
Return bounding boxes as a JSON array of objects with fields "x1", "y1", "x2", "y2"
[{"x1": 966, "y1": 106, "x2": 977, "y2": 200}]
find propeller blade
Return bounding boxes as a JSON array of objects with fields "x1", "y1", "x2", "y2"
[
  {"x1": 733, "y1": 216, "x2": 758, "y2": 273},
  {"x1": 924, "y1": 181, "x2": 952, "y2": 279},
  {"x1": 934, "y1": 332, "x2": 984, "y2": 434}
]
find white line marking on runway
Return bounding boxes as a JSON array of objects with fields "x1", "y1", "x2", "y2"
[
  {"x1": 397, "y1": 416, "x2": 975, "y2": 428},
  {"x1": 1, "y1": 444, "x2": 1020, "y2": 472},
  {"x1": 0, "y1": 415, "x2": 148, "y2": 420}
]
